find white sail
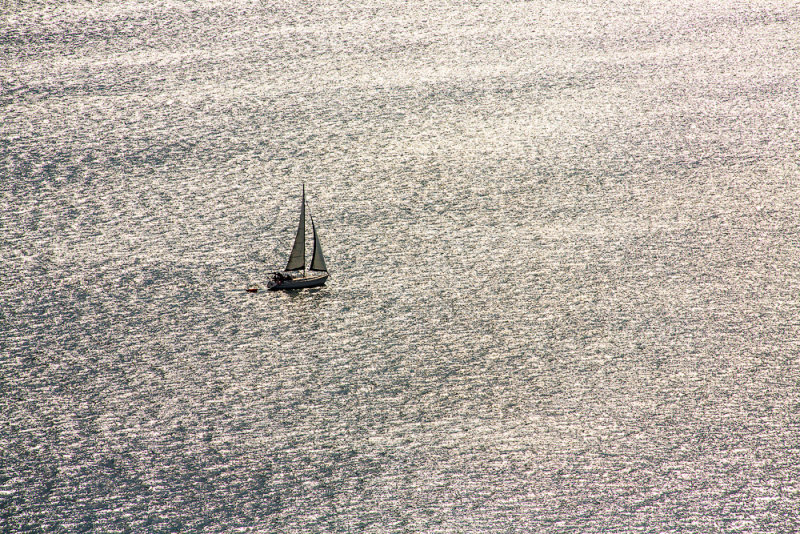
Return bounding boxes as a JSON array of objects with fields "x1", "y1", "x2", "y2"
[
  {"x1": 284, "y1": 185, "x2": 305, "y2": 271},
  {"x1": 309, "y1": 215, "x2": 327, "y2": 272}
]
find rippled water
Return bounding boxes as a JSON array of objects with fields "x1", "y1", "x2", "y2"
[{"x1": 3, "y1": 0, "x2": 800, "y2": 531}]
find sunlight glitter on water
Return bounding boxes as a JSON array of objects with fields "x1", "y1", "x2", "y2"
[{"x1": 3, "y1": 0, "x2": 800, "y2": 531}]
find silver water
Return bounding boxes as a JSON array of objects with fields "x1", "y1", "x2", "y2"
[{"x1": 2, "y1": 0, "x2": 799, "y2": 531}]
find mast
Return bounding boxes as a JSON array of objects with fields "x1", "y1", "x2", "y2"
[{"x1": 284, "y1": 184, "x2": 305, "y2": 271}]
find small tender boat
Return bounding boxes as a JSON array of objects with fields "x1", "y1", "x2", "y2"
[{"x1": 267, "y1": 184, "x2": 329, "y2": 290}]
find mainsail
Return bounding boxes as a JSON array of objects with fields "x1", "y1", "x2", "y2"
[{"x1": 284, "y1": 185, "x2": 306, "y2": 271}]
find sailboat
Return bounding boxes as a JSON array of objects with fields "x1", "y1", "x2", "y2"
[{"x1": 266, "y1": 184, "x2": 329, "y2": 290}]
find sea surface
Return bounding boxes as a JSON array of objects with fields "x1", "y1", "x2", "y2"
[{"x1": 2, "y1": 0, "x2": 800, "y2": 532}]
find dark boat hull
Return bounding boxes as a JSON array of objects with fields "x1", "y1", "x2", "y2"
[{"x1": 267, "y1": 273, "x2": 328, "y2": 290}]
